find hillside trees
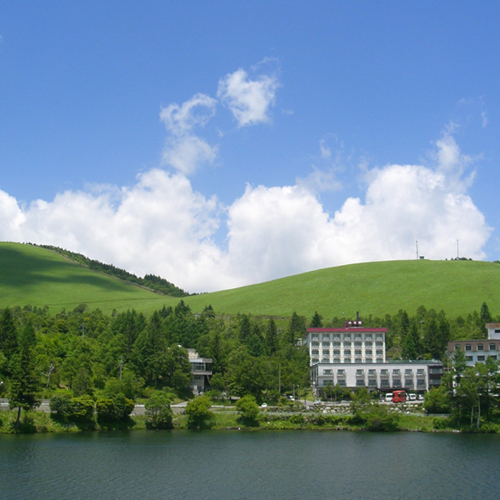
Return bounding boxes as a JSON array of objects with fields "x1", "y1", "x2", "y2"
[{"x1": 9, "y1": 321, "x2": 40, "y2": 427}]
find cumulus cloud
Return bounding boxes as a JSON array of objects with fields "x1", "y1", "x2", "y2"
[
  {"x1": 217, "y1": 68, "x2": 279, "y2": 127},
  {"x1": 0, "y1": 128, "x2": 490, "y2": 293},
  {"x1": 160, "y1": 94, "x2": 218, "y2": 175}
]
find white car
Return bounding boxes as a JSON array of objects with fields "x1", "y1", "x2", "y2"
[{"x1": 260, "y1": 403, "x2": 268, "y2": 408}]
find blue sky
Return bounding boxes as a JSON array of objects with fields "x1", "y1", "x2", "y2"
[{"x1": 1, "y1": 1, "x2": 499, "y2": 292}]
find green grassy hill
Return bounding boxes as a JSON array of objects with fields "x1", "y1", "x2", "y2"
[{"x1": 1, "y1": 242, "x2": 499, "y2": 318}]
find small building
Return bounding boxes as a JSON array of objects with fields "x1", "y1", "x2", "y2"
[
  {"x1": 304, "y1": 323, "x2": 387, "y2": 366},
  {"x1": 311, "y1": 360, "x2": 443, "y2": 394},
  {"x1": 186, "y1": 349, "x2": 212, "y2": 394},
  {"x1": 447, "y1": 323, "x2": 500, "y2": 366}
]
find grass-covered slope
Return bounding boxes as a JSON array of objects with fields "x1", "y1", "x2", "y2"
[
  {"x1": 180, "y1": 258, "x2": 500, "y2": 318},
  {"x1": 0, "y1": 242, "x2": 167, "y2": 314},
  {"x1": 1, "y1": 242, "x2": 500, "y2": 318}
]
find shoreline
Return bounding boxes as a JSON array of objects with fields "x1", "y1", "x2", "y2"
[{"x1": 0, "y1": 409, "x2": 496, "y2": 435}]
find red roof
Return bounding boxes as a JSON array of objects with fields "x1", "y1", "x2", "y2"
[{"x1": 307, "y1": 328, "x2": 387, "y2": 333}]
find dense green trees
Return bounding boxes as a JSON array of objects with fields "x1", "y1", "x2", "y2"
[{"x1": 9, "y1": 321, "x2": 40, "y2": 427}]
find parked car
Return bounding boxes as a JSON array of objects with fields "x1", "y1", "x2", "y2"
[
  {"x1": 417, "y1": 394, "x2": 424, "y2": 401},
  {"x1": 408, "y1": 393, "x2": 417, "y2": 401},
  {"x1": 260, "y1": 403, "x2": 268, "y2": 408},
  {"x1": 385, "y1": 393, "x2": 393, "y2": 402}
]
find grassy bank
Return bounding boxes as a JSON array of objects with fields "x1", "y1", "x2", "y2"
[{"x1": 2, "y1": 409, "x2": 497, "y2": 434}]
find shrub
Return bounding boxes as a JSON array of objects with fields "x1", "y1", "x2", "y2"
[
  {"x1": 69, "y1": 395, "x2": 95, "y2": 422},
  {"x1": 289, "y1": 414, "x2": 305, "y2": 425},
  {"x1": 50, "y1": 392, "x2": 73, "y2": 419},
  {"x1": 145, "y1": 391, "x2": 173, "y2": 429},
  {"x1": 96, "y1": 393, "x2": 134, "y2": 423},
  {"x1": 362, "y1": 403, "x2": 400, "y2": 432},
  {"x1": 185, "y1": 395, "x2": 213, "y2": 429},
  {"x1": 424, "y1": 386, "x2": 451, "y2": 414},
  {"x1": 235, "y1": 395, "x2": 260, "y2": 426}
]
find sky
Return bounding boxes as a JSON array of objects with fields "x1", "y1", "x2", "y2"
[{"x1": 1, "y1": 1, "x2": 499, "y2": 293}]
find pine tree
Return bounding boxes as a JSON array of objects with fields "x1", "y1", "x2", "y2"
[
  {"x1": 9, "y1": 321, "x2": 40, "y2": 428},
  {"x1": 402, "y1": 322, "x2": 420, "y2": 359},
  {"x1": 266, "y1": 318, "x2": 278, "y2": 355},
  {"x1": 0, "y1": 308, "x2": 18, "y2": 370},
  {"x1": 310, "y1": 311, "x2": 323, "y2": 328}
]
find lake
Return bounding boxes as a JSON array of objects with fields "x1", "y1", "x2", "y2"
[{"x1": 1, "y1": 430, "x2": 499, "y2": 500}]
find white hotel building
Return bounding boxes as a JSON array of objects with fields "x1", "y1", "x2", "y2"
[
  {"x1": 305, "y1": 323, "x2": 443, "y2": 392},
  {"x1": 304, "y1": 323, "x2": 387, "y2": 365}
]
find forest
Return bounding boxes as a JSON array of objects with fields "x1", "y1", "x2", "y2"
[{"x1": 0, "y1": 300, "x2": 497, "y2": 428}]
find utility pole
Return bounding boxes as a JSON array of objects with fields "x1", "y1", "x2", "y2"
[
  {"x1": 457, "y1": 239, "x2": 459, "y2": 259},
  {"x1": 416, "y1": 241, "x2": 419, "y2": 259}
]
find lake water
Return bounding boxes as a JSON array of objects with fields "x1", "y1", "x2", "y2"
[{"x1": 1, "y1": 430, "x2": 499, "y2": 500}]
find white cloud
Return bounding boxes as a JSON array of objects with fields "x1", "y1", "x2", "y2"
[
  {"x1": 217, "y1": 68, "x2": 279, "y2": 127},
  {"x1": 0, "y1": 53, "x2": 492, "y2": 301},
  {"x1": 160, "y1": 94, "x2": 218, "y2": 175},
  {"x1": 160, "y1": 93, "x2": 216, "y2": 136},
  {"x1": 162, "y1": 135, "x2": 218, "y2": 176}
]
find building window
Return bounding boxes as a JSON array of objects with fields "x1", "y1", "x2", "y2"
[
  {"x1": 355, "y1": 342, "x2": 362, "y2": 348},
  {"x1": 477, "y1": 344, "x2": 484, "y2": 351},
  {"x1": 417, "y1": 379, "x2": 425, "y2": 387},
  {"x1": 338, "y1": 380, "x2": 346, "y2": 387},
  {"x1": 455, "y1": 345, "x2": 461, "y2": 351},
  {"x1": 489, "y1": 343, "x2": 496, "y2": 351},
  {"x1": 381, "y1": 369, "x2": 388, "y2": 375},
  {"x1": 322, "y1": 351, "x2": 330, "y2": 357},
  {"x1": 393, "y1": 379, "x2": 402, "y2": 386},
  {"x1": 368, "y1": 379, "x2": 377, "y2": 387},
  {"x1": 429, "y1": 368, "x2": 442, "y2": 374},
  {"x1": 338, "y1": 369, "x2": 345, "y2": 375},
  {"x1": 465, "y1": 356, "x2": 473, "y2": 362},
  {"x1": 405, "y1": 369, "x2": 413, "y2": 374},
  {"x1": 465, "y1": 345, "x2": 472, "y2": 351},
  {"x1": 489, "y1": 355, "x2": 497, "y2": 360},
  {"x1": 365, "y1": 334, "x2": 372, "y2": 340},
  {"x1": 477, "y1": 355, "x2": 485, "y2": 362},
  {"x1": 417, "y1": 369, "x2": 424, "y2": 375},
  {"x1": 356, "y1": 380, "x2": 365, "y2": 386},
  {"x1": 381, "y1": 379, "x2": 389, "y2": 387},
  {"x1": 324, "y1": 369, "x2": 332, "y2": 375}
]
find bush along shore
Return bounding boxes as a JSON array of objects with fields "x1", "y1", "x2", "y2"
[{"x1": 2, "y1": 394, "x2": 499, "y2": 434}]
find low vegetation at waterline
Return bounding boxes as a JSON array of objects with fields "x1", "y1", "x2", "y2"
[{"x1": 0, "y1": 403, "x2": 500, "y2": 434}]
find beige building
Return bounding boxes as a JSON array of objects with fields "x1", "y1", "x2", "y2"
[{"x1": 186, "y1": 349, "x2": 212, "y2": 394}]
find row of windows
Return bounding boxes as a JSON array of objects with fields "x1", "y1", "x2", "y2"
[
  {"x1": 465, "y1": 355, "x2": 497, "y2": 362},
  {"x1": 311, "y1": 342, "x2": 384, "y2": 347},
  {"x1": 321, "y1": 379, "x2": 427, "y2": 388},
  {"x1": 455, "y1": 343, "x2": 499, "y2": 352},
  {"x1": 322, "y1": 368, "x2": 426, "y2": 376},
  {"x1": 311, "y1": 334, "x2": 384, "y2": 342}
]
